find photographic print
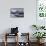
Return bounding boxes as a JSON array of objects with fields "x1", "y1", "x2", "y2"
[
  {"x1": 36, "y1": 0, "x2": 46, "y2": 26},
  {"x1": 10, "y1": 8, "x2": 24, "y2": 17}
]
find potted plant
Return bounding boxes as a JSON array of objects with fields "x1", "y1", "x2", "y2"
[
  {"x1": 33, "y1": 32, "x2": 46, "y2": 43},
  {"x1": 40, "y1": 26, "x2": 45, "y2": 29},
  {"x1": 32, "y1": 25, "x2": 39, "y2": 30},
  {"x1": 32, "y1": 24, "x2": 45, "y2": 30}
]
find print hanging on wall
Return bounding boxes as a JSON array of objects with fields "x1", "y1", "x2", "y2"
[
  {"x1": 10, "y1": 8, "x2": 24, "y2": 17},
  {"x1": 37, "y1": 0, "x2": 46, "y2": 18},
  {"x1": 36, "y1": 0, "x2": 46, "y2": 27}
]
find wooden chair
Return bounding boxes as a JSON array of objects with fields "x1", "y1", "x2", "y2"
[
  {"x1": 20, "y1": 33, "x2": 30, "y2": 46},
  {"x1": 4, "y1": 33, "x2": 18, "y2": 46}
]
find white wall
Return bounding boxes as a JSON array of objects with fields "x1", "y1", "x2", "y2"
[{"x1": 0, "y1": 0, "x2": 36, "y2": 42}]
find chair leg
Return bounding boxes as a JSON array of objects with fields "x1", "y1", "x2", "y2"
[
  {"x1": 4, "y1": 33, "x2": 7, "y2": 46},
  {"x1": 4, "y1": 41, "x2": 7, "y2": 46},
  {"x1": 17, "y1": 34, "x2": 18, "y2": 46},
  {"x1": 15, "y1": 34, "x2": 18, "y2": 46}
]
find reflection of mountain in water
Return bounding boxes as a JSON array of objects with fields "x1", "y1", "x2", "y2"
[{"x1": 11, "y1": 10, "x2": 24, "y2": 17}]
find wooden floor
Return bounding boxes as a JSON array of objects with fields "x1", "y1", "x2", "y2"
[{"x1": 0, "y1": 42, "x2": 46, "y2": 46}]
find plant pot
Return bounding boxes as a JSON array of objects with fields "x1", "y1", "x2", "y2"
[
  {"x1": 40, "y1": 38, "x2": 45, "y2": 43},
  {"x1": 37, "y1": 39, "x2": 40, "y2": 46},
  {"x1": 37, "y1": 39, "x2": 45, "y2": 44},
  {"x1": 37, "y1": 39, "x2": 40, "y2": 43}
]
